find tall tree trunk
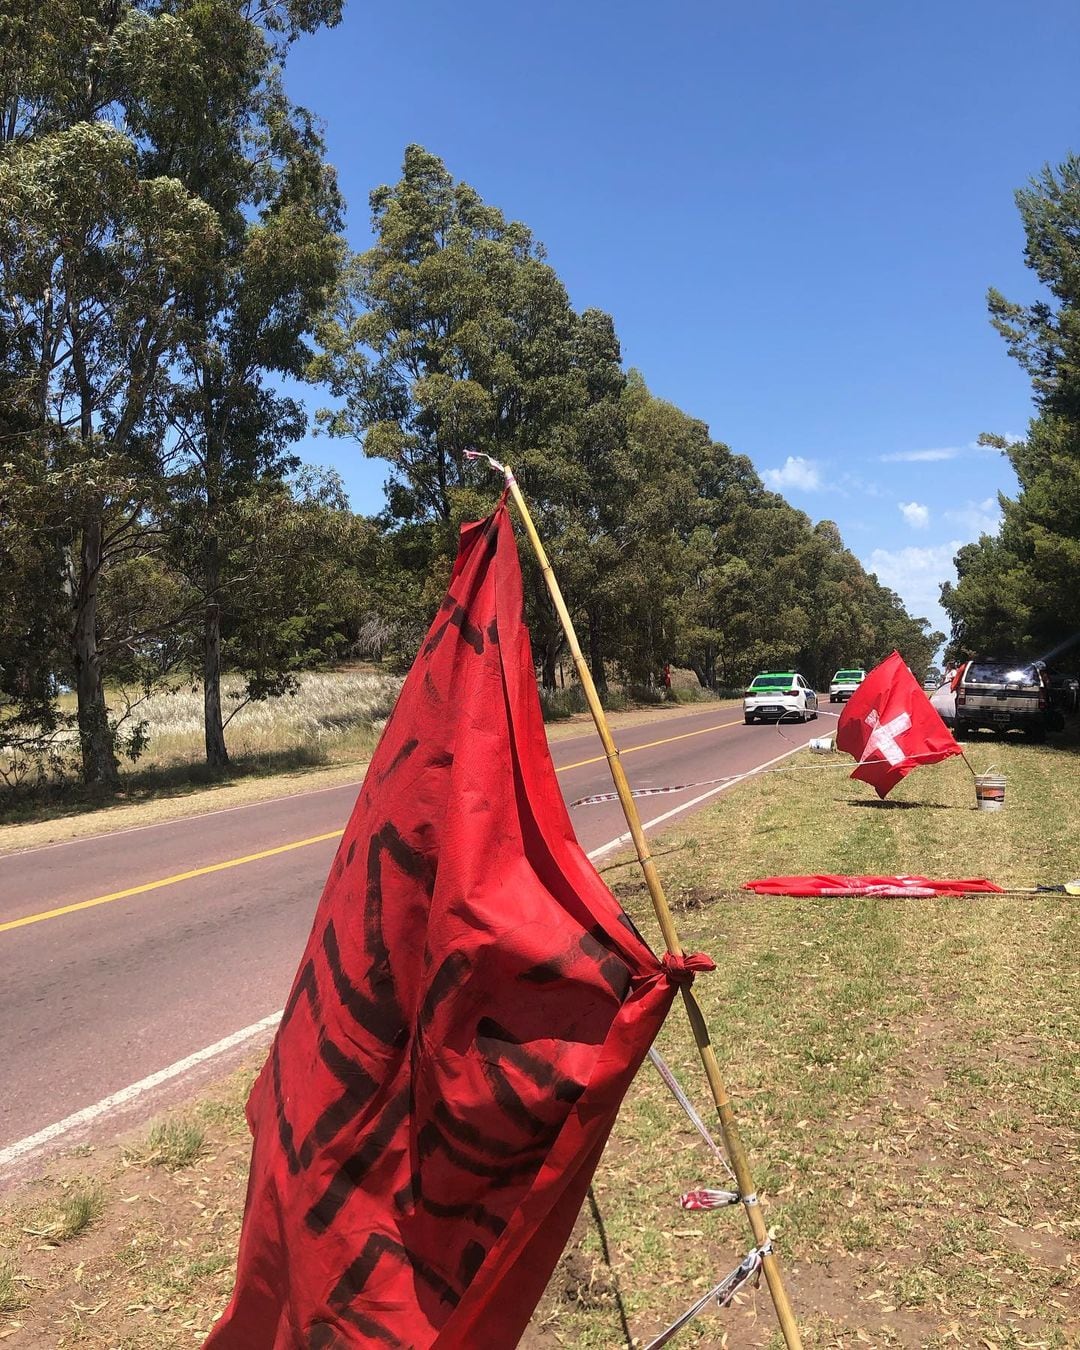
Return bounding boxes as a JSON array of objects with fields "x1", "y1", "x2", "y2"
[
  {"x1": 586, "y1": 608, "x2": 607, "y2": 692},
  {"x1": 72, "y1": 506, "x2": 119, "y2": 787},
  {"x1": 541, "y1": 631, "x2": 560, "y2": 690},
  {"x1": 203, "y1": 534, "x2": 229, "y2": 769}
]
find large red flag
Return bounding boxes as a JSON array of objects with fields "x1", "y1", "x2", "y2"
[
  {"x1": 836, "y1": 651, "x2": 962, "y2": 799},
  {"x1": 206, "y1": 501, "x2": 697, "y2": 1349}
]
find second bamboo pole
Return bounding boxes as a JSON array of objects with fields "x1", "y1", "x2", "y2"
[{"x1": 499, "y1": 463, "x2": 803, "y2": 1350}]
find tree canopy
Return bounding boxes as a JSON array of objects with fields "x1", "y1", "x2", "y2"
[
  {"x1": 0, "y1": 0, "x2": 352, "y2": 784},
  {"x1": 2, "y1": 73, "x2": 942, "y2": 790},
  {"x1": 315, "y1": 147, "x2": 942, "y2": 692},
  {"x1": 943, "y1": 154, "x2": 1080, "y2": 665}
]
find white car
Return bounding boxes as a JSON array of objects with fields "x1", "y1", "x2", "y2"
[
  {"x1": 743, "y1": 672, "x2": 819, "y2": 724},
  {"x1": 828, "y1": 667, "x2": 866, "y2": 703},
  {"x1": 928, "y1": 681, "x2": 955, "y2": 726}
]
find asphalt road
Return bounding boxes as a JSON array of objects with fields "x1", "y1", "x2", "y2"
[{"x1": 0, "y1": 702, "x2": 834, "y2": 1172}]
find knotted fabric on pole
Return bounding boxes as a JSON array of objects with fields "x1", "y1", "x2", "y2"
[
  {"x1": 836, "y1": 650, "x2": 962, "y2": 799},
  {"x1": 205, "y1": 502, "x2": 687, "y2": 1349}
]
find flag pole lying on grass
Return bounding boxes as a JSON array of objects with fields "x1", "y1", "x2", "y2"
[{"x1": 468, "y1": 451, "x2": 804, "y2": 1350}]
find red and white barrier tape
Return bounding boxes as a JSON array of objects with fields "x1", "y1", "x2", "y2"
[
  {"x1": 570, "y1": 776, "x2": 738, "y2": 808},
  {"x1": 680, "y1": 1187, "x2": 740, "y2": 1210}
]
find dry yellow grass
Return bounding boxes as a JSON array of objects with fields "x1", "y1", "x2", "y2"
[
  {"x1": 0, "y1": 669, "x2": 400, "y2": 847},
  {"x1": 125, "y1": 671, "x2": 402, "y2": 766}
]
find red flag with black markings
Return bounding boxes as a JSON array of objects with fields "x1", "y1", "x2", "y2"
[{"x1": 206, "y1": 500, "x2": 694, "y2": 1349}]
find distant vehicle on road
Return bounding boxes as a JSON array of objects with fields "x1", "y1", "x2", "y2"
[
  {"x1": 743, "y1": 672, "x2": 818, "y2": 724},
  {"x1": 954, "y1": 659, "x2": 1050, "y2": 740},
  {"x1": 828, "y1": 668, "x2": 866, "y2": 703}
]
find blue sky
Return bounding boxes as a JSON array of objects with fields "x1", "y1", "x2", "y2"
[{"x1": 281, "y1": 0, "x2": 1079, "y2": 640}]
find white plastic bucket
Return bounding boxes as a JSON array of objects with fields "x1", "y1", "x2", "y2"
[
  {"x1": 974, "y1": 772, "x2": 1006, "y2": 812},
  {"x1": 808, "y1": 735, "x2": 834, "y2": 754}
]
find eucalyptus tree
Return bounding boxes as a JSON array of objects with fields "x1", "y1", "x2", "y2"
[
  {"x1": 0, "y1": 4, "x2": 226, "y2": 785},
  {"x1": 0, "y1": 350, "x2": 71, "y2": 781},
  {"x1": 124, "y1": 0, "x2": 346, "y2": 768},
  {"x1": 314, "y1": 145, "x2": 616, "y2": 685},
  {"x1": 213, "y1": 472, "x2": 375, "y2": 719},
  {"x1": 315, "y1": 146, "x2": 576, "y2": 520},
  {"x1": 0, "y1": 68, "x2": 219, "y2": 783},
  {"x1": 0, "y1": 0, "x2": 345, "y2": 781}
]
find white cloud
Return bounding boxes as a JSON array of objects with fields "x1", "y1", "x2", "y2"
[
  {"x1": 837, "y1": 472, "x2": 885, "y2": 498},
  {"x1": 762, "y1": 456, "x2": 821, "y2": 491},
  {"x1": 863, "y1": 541, "x2": 963, "y2": 631},
  {"x1": 881, "y1": 447, "x2": 961, "y2": 463},
  {"x1": 898, "y1": 500, "x2": 930, "y2": 530},
  {"x1": 863, "y1": 488, "x2": 1008, "y2": 643},
  {"x1": 880, "y1": 438, "x2": 1020, "y2": 465},
  {"x1": 943, "y1": 496, "x2": 1002, "y2": 537}
]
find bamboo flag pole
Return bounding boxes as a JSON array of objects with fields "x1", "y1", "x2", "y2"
[{"x1": 468, "y1": 452, "x2": 803, "y2": 1350}]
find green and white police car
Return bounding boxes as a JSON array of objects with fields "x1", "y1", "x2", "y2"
[
  {"x1": 743, "y1": 672, "x2": 819, "y2": 724},
  {"x1": 828, "y1": 668, "x2": 866, "y2": 703}
]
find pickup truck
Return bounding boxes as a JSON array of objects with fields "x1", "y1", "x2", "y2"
[{"x1": 954, "y1": 660, "x2": 1049, "y2": 740}]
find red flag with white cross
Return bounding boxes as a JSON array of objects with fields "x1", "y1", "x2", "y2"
[{"x1": 836, "y1": 651, "x2": 961, "y2": 799}]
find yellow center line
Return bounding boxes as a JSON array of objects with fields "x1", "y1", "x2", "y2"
[
  {"x1": 4, "y1": 714, "x2": 745, "y2": 935},
  {"x1": 0, "y1": 831, "x2": 344, "y2": 935},
  {"x1": 555, "y1": 719, "x2": 741, "y2": 771}
]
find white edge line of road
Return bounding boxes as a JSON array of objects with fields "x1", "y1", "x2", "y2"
[
  {"x1": 585, "y1": 732, "x2": 817, "y2": 860},
  {"x1": 1, "y1": 725, "x2": 821, "y2": 1172},
  {"x1": 0, "y1": 1011, "x2": 284, "y2": 1171}
]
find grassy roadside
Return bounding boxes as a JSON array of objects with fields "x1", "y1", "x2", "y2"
[
  {"x1": 546, "y1": 732, "x2": 1080, "y2": 1347},
  {"x1": 1, "y1": 735, "x2": 1076, "y2": 1347},
  {"x1": 0, "y1": 694, "x2": 734, "y2": 856}
]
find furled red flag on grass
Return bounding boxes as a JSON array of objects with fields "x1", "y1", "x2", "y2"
[
  {"x1": 836, "y1": 650, "x2": 962, "y2": 799},
  {"x1": 743, "y1": 874, "x2": 1004, "y2": 897},
  {"x1": 206, "y1": 500, "x2": 696, "y2": 1350}
]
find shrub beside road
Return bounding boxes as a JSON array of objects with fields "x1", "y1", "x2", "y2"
[{"x1": 1, "y1": 737, "x2": 1077, "y2": 1347}]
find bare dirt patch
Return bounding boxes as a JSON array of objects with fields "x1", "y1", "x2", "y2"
[{"x1": 0, "y1": 1078, "x2": 255, "y2": 1348}]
